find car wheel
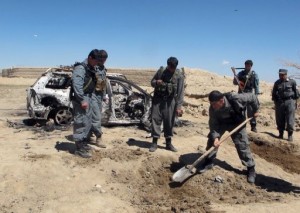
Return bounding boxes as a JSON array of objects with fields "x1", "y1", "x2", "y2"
[{"x1": 54, "y1": 107, "x2": 73, "y2": 125}]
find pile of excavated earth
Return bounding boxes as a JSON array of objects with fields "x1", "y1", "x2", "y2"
[{"x1": 0, "y1": 67, "x2": 299, "y2": 213}]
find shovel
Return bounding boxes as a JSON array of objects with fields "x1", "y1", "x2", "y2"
[{"x1": 172, "y1": 118, "x2": 252, "y2": 183}]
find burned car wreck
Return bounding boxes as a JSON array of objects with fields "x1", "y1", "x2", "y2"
[{"x1": 26, "y1": 68, "x2": 152, "y2": 130}]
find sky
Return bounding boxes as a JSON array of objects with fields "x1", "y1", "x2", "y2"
[{"x1": 0, "y1": 0, "x2": 300, "y2": 82}]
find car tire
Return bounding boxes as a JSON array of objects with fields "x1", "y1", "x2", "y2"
[{"x1": 53, "y1": 107, "x2": 73, "y2": 125}]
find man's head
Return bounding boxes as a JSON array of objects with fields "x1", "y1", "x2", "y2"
[
  {"x1": 87, "y1": 49, "x2": 106, "y2": 67},
  {"x1": 209, "y1": 90, "x2": 225, "y2": 110},
  {"x1": 97, "y1": 49, "x2": 108, "y2": 66},
  {"x1": 167, "y1": 57, "x2": 178, "y2": 72},
  {"x1": 244, "y1": 60, "x2": 253, "y2": 72},
  {"x1": 279, "y1": 69, "x2": 288, "y2": 81}
]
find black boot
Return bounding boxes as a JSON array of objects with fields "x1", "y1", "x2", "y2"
[
  {"x1": 82, "y1": 143, "x2": 93, "y2": 151},
  {"x1": 166, "y1": 138, "x2": 177, "y2": 152},
  {"x1": 288, "y1": 131, "x2": 293, "y2": 142},
  {"x1": 251, "y1": 125, "x2": 257, "y2": 133},
  {"x1": 198, "y1": 157, "x2": 214, "y2": 173},
  {"x1": 278, "y1": 131, "x2": 284, "y2": 139},
  {"x1": 149, "y1": 138, "x2": 158, "y2": 152},
  {"x1": 247, "y1": 166, "x2": 256, "y2": 184},
  {"x1": 74, "y1": 141, "x2": 92, "y2": 158}
]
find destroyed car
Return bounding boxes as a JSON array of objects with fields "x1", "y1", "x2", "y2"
[{"x1": 26, "y1": 68, "x2": 152, "y2": 130}]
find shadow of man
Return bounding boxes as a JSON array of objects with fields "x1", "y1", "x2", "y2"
[
  {"x1": 55, "y1": 141, "x2": 76, "y2": 154},
  {"x1": 126, "y1": 138, "x2": 165, "y2": 150}
]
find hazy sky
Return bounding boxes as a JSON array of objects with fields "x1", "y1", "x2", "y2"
[{"x1": 0, "y1": 0, "x2": 299, "y2": 82}]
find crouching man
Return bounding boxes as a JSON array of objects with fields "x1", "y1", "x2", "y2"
[{"x1": 201, "y1": 90, "x2": 259, "y2": 183}]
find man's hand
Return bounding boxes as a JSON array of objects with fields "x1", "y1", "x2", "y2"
[
  {"x1": 103, "y1": 94, "x2": 109, "y2": 104},
  {"x1": 213, "y1": 138, "x2": 221, "y2": 148},
  {"x1": 156, "y1": 80, "x2": 163, "y2": 85},
  {"x1": 253, "y1": 112, "x2": 259, "y2": 118},
  {"x1": 103, "y1": 98, "x2": 109, "y2": 104},
  {"x1": 176, "y1": 108, "x2": 183, "y2": 117},
  {"x1": 81, "y1": 101, "x2": 89, "y2": 109}
]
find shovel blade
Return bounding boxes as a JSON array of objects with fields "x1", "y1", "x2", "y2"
[{"x1": 172, "y1": 165, "x2": 196, "y2": 183}]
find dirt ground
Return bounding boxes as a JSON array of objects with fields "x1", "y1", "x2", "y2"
[{"x1": 0, "y1": 69, "x2": 300, "y2": 213}]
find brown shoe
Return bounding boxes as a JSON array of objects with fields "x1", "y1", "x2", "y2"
[{"x1": 95, "y1": 137, "x2": 106, "y2": 148}]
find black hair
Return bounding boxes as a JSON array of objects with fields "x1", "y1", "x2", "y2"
[
  {"x1": 245, "y1": 60, "x2": 253, "y2": 66},
  {"x1": 208, "y1": 90, "x2": 224, "y2": 102},
  {"x1": 88, "y1": 49, "x2": 100, "y2": 59},
  {"x1": 167, "y1": 57, "x2": 178, "y2": 68},
  {"x1": 99, "y1": 49, "x2": 108, "y2": 59}
]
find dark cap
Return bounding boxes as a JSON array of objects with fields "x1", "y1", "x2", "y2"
[
  {"x1": 208, "y1": 90, "x2": 224, "y2": 102},
  {"x1": 88, "y1": 49, "x2": 107, "y2": 61},
  {"x1": 167, "y1": 57, "x2": 178, "y2": 69},
  {"x1": 279, "y1": 69, "x2": 288, "y2": 74},
  {"x1": 245, "y1": 60, "x2": 253, "y2": 66}
]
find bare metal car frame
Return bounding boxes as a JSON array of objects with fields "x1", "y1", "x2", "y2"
[{"x1": 26, "y1": 68, "x2": 152, "y2": 130}]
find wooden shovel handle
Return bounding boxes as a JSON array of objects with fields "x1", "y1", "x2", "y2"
[
  {"x1": 231, "y1": 67, "x2": 245, "y2": 91},
  {"x1": 191, "y1": 117, "x2": 252, "y2": 168}
]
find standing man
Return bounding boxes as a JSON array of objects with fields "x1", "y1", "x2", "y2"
[
  {"x1": 149, "y1": 57, "x2": 184, "y2": 152},
  {"x1": 89, "y1": 49, "x2": 108, "y2": 148},
  {"x1": 201, "y1": 90, "x2": 259, "y2": 183},
  {"x1": 71, "y1": 49, "x2": 103, "y2": 158},
  {"x1": 272, "y1": 69, "x2": 299, "y2": 141},
  {"x1": 233, "y1": 60, "x2": 260, "y2": 132}
]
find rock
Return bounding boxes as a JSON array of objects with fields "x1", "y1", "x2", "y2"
[
  {"x1": 95, "y1": 184, "x2": 102, "y2": 189},
  {"x1": 202, "y1": 109, "x2": 208, "y2": 116},
  {"x1": 214, "y1": 175, "x2": 223, "y2": 183}
]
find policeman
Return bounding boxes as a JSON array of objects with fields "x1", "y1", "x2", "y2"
[
  {"x1": 71, "y1": 49, "x2": 102, "y2": 158},
  {"x1": 233, "y1": 60, "x2": 260, "y2": 132},
  {"x1": 201, "y1": 90, "x2": 259, "y2": 183},
  {"x1": 89, "y1": 49, "x2": 108, "y2": 148},
  {"x1": 149, "y1": 57, "x2": 184, "y2": 152},
  {"x1": 272, "y1": 69, "x2": 299, "y2": 141}
]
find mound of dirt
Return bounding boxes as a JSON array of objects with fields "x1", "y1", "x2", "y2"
[{"x1": 249, "y1": 134, "x2": 300, "y2": 174}]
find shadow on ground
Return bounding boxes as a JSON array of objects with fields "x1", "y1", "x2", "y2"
[
  {"x1": 126, "y1": 138, "x2": 165, "y2": 150},
  {"x1": 261, "y1": 131, "x2": 280, "y2": 139},
  {"x1": 55, "y1": 141, "x2": 76, "y2": 154}
]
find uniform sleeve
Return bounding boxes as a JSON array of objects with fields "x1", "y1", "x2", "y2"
[
  {"x1": 208, "y1": 107, "x2": 221, "y2": 140},
  {"x1": 175, "y1": 72, "x2": 184, "y2": 109},
  {"x1": 292, "y1": 80, "x2": 299, "y2": 99},
  {"x1": 272, "y1": 82, "x2": 278, "y2": 102},
  {"x1": 253, "y1": 73, "x2": 260, "y2": 95},
  {"x1": 102, "y1": 69, "x2": 107, "y2": 98},
  {"x1": 151, "y1": 69, "x2": 161, "y2": 88},
  {"x1": 72, "y1": 65, "x2": 85, "y2": 103}
]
